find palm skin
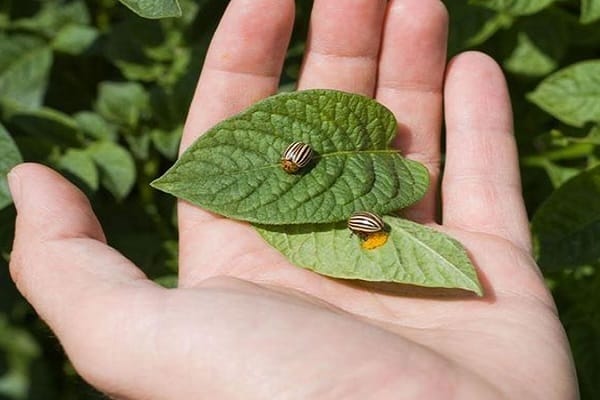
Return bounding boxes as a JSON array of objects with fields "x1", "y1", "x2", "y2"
[{"x1": 8, "y1": 0, "x2": 577, "y2": 399}]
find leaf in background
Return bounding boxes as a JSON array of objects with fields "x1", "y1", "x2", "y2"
[
  {"x1": 256, "y1": 216, "x2": 482, "y2": 295},
  {"x1": 542, "y1": 160, "x2": 581, "y2": 188},
  {"x1": 532, "y1": 165, "x2": 600, "y2": 269},
  {"x1": 528, "y1": 61, "x2": 600, "y2": 127},
  {"x1": 0, "y1": 123, "x2": 22, "y2": 209},
  {"x1": 87, "y1": 141, "x2": 136, "y2": 201},
  {"x1": 104, "y1": 18, "x2": 167, "y2": 81},
  {"x1": 503, "y1": 12, "x2": 568, "y2": 77},
  {"x1": 0, "y1": 35, "x2": 52, "y2": 109},
  {"x1": 0, "y1": 314, "x2": 41, "y2": 399},
  {"x1": 57, "y1": 148, "x2": 99, "y2": 192},
  {"x1": 7, "y1": 107, "x2": 82, "y2": 147},
  {"x1": 11, "y1": 0, "x2": 90, "y2": 36},
  {"x1": 581, "y1": 0, "x2": 600, "y2": 24},
  {"x1": 118, "y1": 0, "x2": 182, "y2": 19},
  {"x1": 445, "y1": 0, "x2": 511, "y2": 56},
  {"x1": 74, "y1": 111, "x2": 118, "y2": 141},
  {"x1": 52, "y1": 24, "x2": 99, "y2": 55},
  {"x1": 469, "y1": 0, "x2": 555, "y2": 16},
  {"x1": 151, "y1": 125, "x2": 182, "y2": 160},
  {"x1": 152, "y1": 89, "x2": 430, "y2": 225},
  {"x1": 95, "y1": 81, "x2": 150, "y2": 128}
]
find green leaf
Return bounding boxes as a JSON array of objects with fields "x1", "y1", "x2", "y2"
[
  {"x1": 95, "y1": 81, "x2": 151, "y2": 128},
  {"x1": 542, "y1": 160, "x2": 581, "y2": 188},
  {"x1": 150, "y1": 125, "x2": 182, "y2": 160},
  {"x1": 0, "y1": 123, "x2": 23, "y2": 209},
  {"x1": 118, "y1": 0, "x2": 182, "y2": 19},
  {"x1": 528, "y1": 60, "x2": 600, "y2": 127},
  {"x1": 87, "y1": 141, "x2": 136, "y2": 200},
  {"x1": 532, "y1": 165, "x2": 600, "y2": 269},
  {"x1": 152, "y1": 89, "x2": 429, "y2": 225},
  {"x1": 11, "y1": 0, "x2": 90, "y2": 36},
  {"x1": 74, "y1": 111, "x2": 118, "y2": 141},
  {"x1": 104, "y1": 18, "x2": 167, "y2": 81},
  {"x1": 51, "y1": 24, "x2": 99, "y2": 55},
  {"x1": 503, "y1": 12, "x2": 568, "y2": 77},
  {"x1": 8, "y1": 107, "x2": 82, "y2": 147},
  {"x1": 0, "y1": 35, "x2": 53, "y2": 109},
  {"x1": 581, "y1": 0, "x2": 600, "y2": 24},
  {"x1": 446, "y1": 0, "x2": 511, "y2": 56},
  {"x1": 57, "y1": 148, "x2": 99, "y2": 192},
  {"x1": 256, "y1": 216, "x2": 482, "y2": 295},
  {"x1": 469, "y1": 0, "x2": 555, "y2": 15}
]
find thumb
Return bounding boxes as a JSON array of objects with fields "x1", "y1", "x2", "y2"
[
  {"x1": 8, "y1": 163, "x2": 149, "y2": 315},
  {"x1": 8, "y1": 163, "x2": 158, "y2": 391}
]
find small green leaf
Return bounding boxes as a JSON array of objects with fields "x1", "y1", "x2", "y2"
[
  {"x1": 118, "y1": 0, "x2": 182, "y2": 19},
  {"x1": 0, "y1": 35, "x2": 53, "y2": 109},
  {"x1": 256, "y1": 217, "x2": 482, "y2": 295},
  {"x1": 151, "y1": 125, "x2": 181, "y2": 160},
  {"x1": 95, "y1": 81, "x2": 151, "y2": 128},
  {"x1": 528, "y1": 60, "x2": 600, "y2": 127},
  {"x1": 503, "y1": 12, "x2": 568, "y2": 77},
  {"x1": 0, "y1": 123, "x2": 23, "y2": 209},
  {"x1": 532, "y1": 165, "x2": 600, "y2": 269},
  {"x1": 57, "y1": 149, "x2": 99, "y2": 191},
  {"x1": 581, "y1": 0, "x2": 600, "y2": 24},
  {"x1": 470, "y1": 0, "x2": 555, "y2": 15},
  {"x1": 87, "y1": 141, "x2": 136, "y2": 200},
  {"x1": 152, "y1": 89, "x2": 429, "y2": 225},
  {"x1": 542, "y1": 160, "x2": 581, "y2": 188},
  {"x1": 52, "y1": 24, "x2": 99, "y2": 55},
  {"x1": 74, "y1": 111, "x2": 118, "y2": 141}
]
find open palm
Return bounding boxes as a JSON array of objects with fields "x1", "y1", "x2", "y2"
[{"x1": 9, "y1": 0, "x2": 577, "y2": 398}]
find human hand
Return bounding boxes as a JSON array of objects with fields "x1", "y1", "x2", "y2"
[{"x1": 8, "y1": 0, "x2": 578, "y2": 398}]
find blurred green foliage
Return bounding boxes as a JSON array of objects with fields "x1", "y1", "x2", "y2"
[{"x1": 0, "y1": 0, "x2": 598, "y2": 398}]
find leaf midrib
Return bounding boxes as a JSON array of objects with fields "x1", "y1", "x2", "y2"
[
  {"x1": 393, "y1": 223, "x2": 477, "y2": 289},
  {"x1": 187, "y1": 149, "x2": 402, "y2": 179}
]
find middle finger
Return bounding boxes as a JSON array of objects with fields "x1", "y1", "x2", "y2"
[{"x1": 297, "y1": 0, "x2": 387, "y2": 96}]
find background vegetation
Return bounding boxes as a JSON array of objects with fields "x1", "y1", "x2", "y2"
[{"x1": 0, "y1": 0, "x2": 598, "y2": 398}]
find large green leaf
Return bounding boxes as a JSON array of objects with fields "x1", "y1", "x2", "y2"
[
  {"x1": 532, "y1": 165, "x2": 600, "y2": 269},
  {"x1": 581, "y1": 0, "x2": 600, "y2": 24},
  {"x1": 118, "y1": 0, "x2": 182, "y2": 19},
  {"x1": 256, "y1": 217, "x2": 482, "y2": 295},
  {"x1": 87, "y1": 142, "x2": 136, "y2": 201},
  {"x1": 0, "y1": 123, "x2": 23, "y2": 209},
  {"x1": 152, "y1": 90, "x2": 429, "y2": 225},
  {"x1": 0, "y1": 35, "x2": 52, "y2": 109},
  {"x1": 470, "y1": 0, "x2": 555, "y2": 15},
  {"x1": 528, "y1": 60, "x2": 600, "y2": 127}
]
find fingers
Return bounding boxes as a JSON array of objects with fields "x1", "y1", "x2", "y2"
[
  {"x1": 442, "y1": 52, "x2": 531, "y2": 252},
  {"x1": 297, "y1": 0, "x2": 386, "y2": 95},
  {"x1": 177, "y1": 0, "x2": 295, "y2": 283},
  {"x1": 375, "y1": 0, "x2": 448, "y2": 222}
]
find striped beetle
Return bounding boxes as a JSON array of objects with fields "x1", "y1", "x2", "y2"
[
  {"x1": 281, "y1": 141, "x2": 314, "y2": 173},
  {"x1": 348, "y1": 211, "x2": 385, "y2": 240}
]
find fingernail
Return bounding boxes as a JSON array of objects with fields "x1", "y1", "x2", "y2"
[{"x1": 7, "y1": 168, "x2": 22, "y2": 209}]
